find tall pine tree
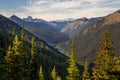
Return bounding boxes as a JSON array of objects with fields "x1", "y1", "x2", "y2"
[
  {"x1": 66, "y1": 40, "x2": 80, "y2": 80},
  {"x1": 56, "y1": 76, "x2": 62, "y2": 80},
  {"x1": 20, "y1": 27, "x2": 30, "y2": 80},
  {"x1": 5, "y1": 35, "x2": 22, "y2": 80},
  {"x1": 39, "y1": 65, "x2": 44, "y2": 80},
  {"x1": 51, "y1": 65, "x2": 57, "y2": 80},
  {"x1": 82, "y1": 59, "x2": 90, "y2": 80},
  {"x1": 94, "y1": 28, "x2": 115, "y2": 65},
  {"x1": 30, "y1": 36, "x2": 38, "y2": 80},
  {"x1": 92, "y1": 28, "x2": 120, "y2": 80}
]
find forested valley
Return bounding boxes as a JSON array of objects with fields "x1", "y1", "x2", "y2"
[{"x1": 0, "y1": 27, "x2": 120, "y2": 80}]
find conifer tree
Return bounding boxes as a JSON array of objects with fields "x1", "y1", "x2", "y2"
[
  {"x1": 94, "y1": 28, "x2": 115, "y2": 65},
  {"x1": 20, "y1": 28, "x2": 30, "y2": 80},
  {"x1": 30, "y1": 36, "x2": 38, "y2": 80},
  {"x1": 51, "y1": 65, "x2": 57, "y2": 80},
  {"x1": 56, "y1": 75, "x2": 62, "y2": 80},
  {"x1": 92, "y1": 28, "x2": 120, "y2": 80},
  {"x1": 66, "y1": 40, "x2": 80, "y2": 80},
  {"x1": 111, "y1": 56, "x2": 120, "y2": 79},
  {"x1": 5, "y1": 35, "x2": 22, "y2": 80},
  {"x1": 21, "y1": 27, "x2": 26, "y2": 42},
  {"x1": 82, "y1": 59, "x2": 90, "y2": 80},
  {"x1": 39, "y1": 65, "x2": 44, "y2": 80}
]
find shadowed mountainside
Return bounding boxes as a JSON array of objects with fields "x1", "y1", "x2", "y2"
[
  {"x1": 10, "y1": 15, "x2": 69, "y2": 45},
  {"x1": 58, "y1": 10, "x2": 120, "y2": 64}
]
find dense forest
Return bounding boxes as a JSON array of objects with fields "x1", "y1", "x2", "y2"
[
  {"x1": 0, "y1": 26, "x2": 120, "y2": 80},
  {"x1": 0, "y1": 28, "x2": 68, "y2": 80}
]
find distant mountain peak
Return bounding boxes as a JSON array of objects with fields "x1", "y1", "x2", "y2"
[
  {"x1": 23, "y1": 16, "x2": 47, "y2": 23},
  {"x1": 54, "y1": 18, "x2": 75, "y2": 22},
  {"x1": 10, "y1": 15, "x2": 17, "y2": 17},
  {"x1": 76, "y1": 17, "x2": 88, "y2": 22},
  {"x1": 10, "y1": 15, "x2": 25, "y2": 24},
  {"x1": 10, "y1": 15, "x2": 20, "y2": 19},
  {"x1": 27, "y1": 16, "x2": 32, "y2": 18},
  {"x1": 81, "y1": 17, "x2": 88, "y2": 20},
  {"x1": 24, "y1": 16, "x2": 33, "y2": 22}
]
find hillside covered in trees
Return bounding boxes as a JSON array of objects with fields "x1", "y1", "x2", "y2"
[
  {"x1": 0, "y1": 14, "x2": 69, "y2": 80},
  {"x1": 0, "y1": 24, "x2": 120, "y2": 80},
  {"x1": 0, "y1": 7, "x2": 120, "y2": 80}
]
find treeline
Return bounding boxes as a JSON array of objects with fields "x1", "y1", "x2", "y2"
[{"x1": 0, "y1": 28, "x2": 120, "y2": 80}]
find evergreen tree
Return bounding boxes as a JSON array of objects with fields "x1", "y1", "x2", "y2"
[
  {"x1": 51, "y1": 65, "x2": 57, "y2": 80},
  {"x1": 92, "y1": 28, "x2": 120, "y2": 80},
  {"x1": 5, "y1": 35, "x2": 22, "y2": 80},
  {"x1": 111, "y1": 56, "x2": 120, "y2": 79},
  {"x1": 56, "y1": 75, "x2": 62, "y2": 80},
  {"x1": 30, "y1": 36, "x2": 38, "y2": 80},
  {"x1": 39, "y1": 65, "x2": 44, "y2": 80},
  {"x1": 20, "y1": 27, "x2": 26, "y2": 42},
  {"x1": 66, "y1": 40, "x2": 80, "y2": 80},
  {"x1": 20, "y1": 28, "x2": 30, "y2": 80},
  {"x1": 82, "y1": 59, "x2": 90, "y2": 80},
  {"x1": 94, "y1": 28, "x2": 115, "y2": 65}
]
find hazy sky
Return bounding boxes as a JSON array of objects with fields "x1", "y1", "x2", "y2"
[{"x1": 0, "y1": 0, "x2": 120, "y2": 21}]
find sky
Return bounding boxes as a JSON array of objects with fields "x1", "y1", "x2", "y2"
[{"x1": 0, "y1": 0, "x2": 120, "y2": 21}]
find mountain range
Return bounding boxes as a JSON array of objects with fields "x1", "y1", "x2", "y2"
[
  {"x1": 10, "y1": 15, "x2": 98, "y2": 45},
  {"x1": 10, "y1": 15, "x2": 69, "y2": 45},
  {"x1": 61, "y1": 17, "x2": 98, "y2": 37},
  {"x1": 0, "y1": 14, "x2": 66, "y2": 56},
  {"x1": 0, "y1": 10, "x2": 120, "y2": 65},
  {"x1": 58, "y1": 10, "x2": 120, "y2": 64}
]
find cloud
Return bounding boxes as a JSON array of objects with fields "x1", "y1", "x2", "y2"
[
  {"x1": 51, "y1": 1, "x2": 82, "y2": 9},
  {"x1": 0, "y1": 9, "x2": 15, "y2": 16},
  {"x1": 1, "y1": 0, "x2": 120, "y2": 21},
  {"x1": 28, "y1": 0, "x2": 32, "y2": 4}
]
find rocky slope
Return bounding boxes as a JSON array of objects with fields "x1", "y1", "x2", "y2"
[
  {"x1": 58, "y1": 10, "x2": 120, "y2": 64},
  {"x1": 61, "y1": 17, "x2": 98, "y2": 37}
]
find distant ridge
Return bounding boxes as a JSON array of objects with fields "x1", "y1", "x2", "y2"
[
  {"x1": 61, "y1": 17, "x2": 98, "y2": 37},
  {"x1": 10, "y1": 15, "x2": 69, "y2": 45},
  {"x1": 58, "y1": 10, "x2": 120, "y2": 64}
]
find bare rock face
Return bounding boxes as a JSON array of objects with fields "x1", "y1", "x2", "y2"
[{"x1": 61, "y1": 17, "x2": 98, "y2": 37}]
